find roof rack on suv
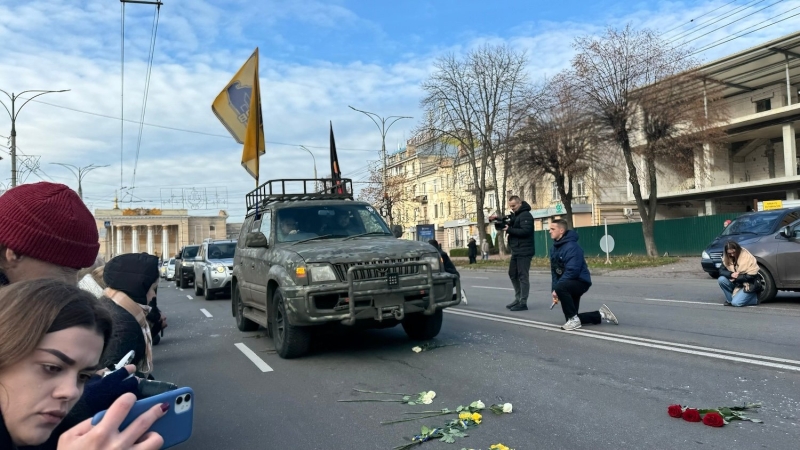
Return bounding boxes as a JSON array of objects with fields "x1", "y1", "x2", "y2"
[{"x1": 246, "y1": 178, "x2": 354, "y2": 211}]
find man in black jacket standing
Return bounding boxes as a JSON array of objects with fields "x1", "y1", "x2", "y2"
[{"x1": 503, "y1": 195, "x2": 535, "y2": 311}]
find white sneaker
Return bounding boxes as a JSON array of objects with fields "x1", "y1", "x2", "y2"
[
  {"x1": 561, "y1": 316, "x2": 582, "y2": 331},
  {"x1": 600, "y1": 304, "x2": 618, "y2": 325}
]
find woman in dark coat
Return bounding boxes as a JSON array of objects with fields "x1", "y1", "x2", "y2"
[{"x1": 467, "y1": 238, "x2": 478, "y2": 264}]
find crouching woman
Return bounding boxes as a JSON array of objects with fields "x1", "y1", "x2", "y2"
[
  {"x1": 718, "y1": 241, "x2": 761, "y2": 307},
  {"x1": 0, "y1": 279, "x2": 166, "y2": 450}
]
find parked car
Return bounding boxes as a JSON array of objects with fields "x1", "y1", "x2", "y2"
[
  {"x1": 174, "y1": 245, "x2": 200, "y2": 288},
  {"x1": 166, "y1": 258, "x2": 176, "y2": 281},
  {"x1": 232, "y1": 178, "x2": 461, "y2": 359},
  {"x1": 160, "y1": 260, "x2": 169, "y2": 279},
  {"x1": 194, "y1": 239, "x2": 236, "y2": 300},
  {"x1": 700, "y1": 207, "x2": 800, "y2": 303}
]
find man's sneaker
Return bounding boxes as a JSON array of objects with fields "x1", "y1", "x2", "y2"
[
  {"x1": 723, "y1": 301, "x2": 732, "y2": 306},
  {"x1": 509, "y1": 303, "x2": 528, "y2": 311},
  {"x1": 506, "y1": 300, "x2": 519, "y2": 309},
  {"x1": 561, "y1": 316, "x2": 581, "y2": 331},
  {"x1": 600, "y1": 304, "x2": 618, "y2": 325}
]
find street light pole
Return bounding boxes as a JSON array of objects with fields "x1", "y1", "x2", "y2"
[
  {"x1": 298, "y1": 145, "x2": 318, "y2": 191},
  {"x1": 50, "y1": 163, "x2": 109, "y2": 200},
  {"x1": 348, "y1": 106, "x2": 412, "y2": 225},
  {"x1": 0, "y1": 89, "x2": 70, "y2": 187}
]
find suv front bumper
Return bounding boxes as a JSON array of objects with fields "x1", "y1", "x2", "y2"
[
  {"x1": 207, "y1": 270, "x2": 232, "y2": 294},
  {"x1": 282, "y1": 262, "x2": 461, "y2": 326}
]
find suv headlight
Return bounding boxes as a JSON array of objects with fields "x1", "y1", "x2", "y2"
[
  {"x1": 309, "y1": 264, "x2": 338, "y2": 282},
  {"x1": 701, "y1": 251, "x2": 710, "y2": 260},
  {"x1": 213, "y1": 264, "x2": 226, "y2": 273},
  {"x1": 422, "y1": 255, "x2": 441, "y2": 272}
]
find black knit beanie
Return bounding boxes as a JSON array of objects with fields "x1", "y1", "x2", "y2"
[{"x1": 103, "y1": 253, "x2": 159, "y2": 305}]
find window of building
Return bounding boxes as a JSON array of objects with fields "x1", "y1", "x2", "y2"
[
  {"x1": 756, "y1": 98, "x2": 771, "y2": 113},
  {"x1": 439, "y1": 202, "x2": 444, "y2": 218},
  {"x1": 434, "y1": 204, "x2": 438, "y2": 218},
  {"x1": 551, "y1": 181, "x2": 560, "y2": 201},
  {"x1": 421, "y1": 183, "x2": 426, "y2": 194},
  {"x1": 575, "y1": 176, "x2": 586, "y2": 197},
  {"x1": 447, "y1": 202, "x2": 451, "y2": 216},
  {"x1": 433, "y1": 179, "x2": 438, "y2": 193},
  {"x1": 488, "y1": 192, "x2": 496, "y2": 207}
]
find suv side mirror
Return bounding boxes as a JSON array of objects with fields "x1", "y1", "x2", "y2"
[
  {"x1": 391, "y1": 225, "x2": 403, "y2": 238},
  {"x1": 780, "y1": 226, "x2": 792, "y2": 238},
  {"x1": 245, "y1": 231, "x2": 269, "y2": 248}
]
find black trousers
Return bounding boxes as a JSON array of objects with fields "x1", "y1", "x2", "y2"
[
  {"x1": 554, "y1": 279, "x2": 601, "y2": 324},
  {"x1": 508, "y1": 254, "x2": 532, "y2": 304},
  {"x1": 469, "y1": 253, "x2": 477, "y2": 264}
]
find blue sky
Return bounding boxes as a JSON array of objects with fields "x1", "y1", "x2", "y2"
[{"x1": 0, "y1": 0, "x2": 799, "y2": 221}]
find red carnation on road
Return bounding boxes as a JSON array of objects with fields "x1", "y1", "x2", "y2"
[
  {"x1": 703, "y1": 412, "x2": 726, "y2": 427},
  {"x1": 682, "y1": 408, "x2": 701, "y2": 422},
  {"x1": 667, "y1": 404, "x2": 683, "y2": 418}
]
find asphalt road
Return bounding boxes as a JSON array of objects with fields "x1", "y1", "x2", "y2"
[{"x1": 152, "y1": 272, "x2": 800, "y2": 449}]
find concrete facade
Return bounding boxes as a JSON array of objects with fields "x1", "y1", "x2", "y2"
[{"x1": 95, "y1": 207, "x2": 228, "y2": 260}]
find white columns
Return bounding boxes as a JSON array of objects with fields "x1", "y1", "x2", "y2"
[
  {"x1": 146, "y1": 225, "x2": 154, "y2": 255},
  {"x1": 162, "y1": 225, "x2": 169, "y2": 259},
  {"x1": 131, "y1": 227, "x2": 139, "y2": 253},
  {"x1": 783, "y1": 122, "x2": 797, "y2": 178},
  {"x1": 116, "y1": 226, "x2": 123, "y2": 255}
]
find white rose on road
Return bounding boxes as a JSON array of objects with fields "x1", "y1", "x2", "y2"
[
  {"x1": 412, "y1": 346, "x2": 422, "y2": 353},
  {"x1": 502, "y1": 403, "x2": 513, "y2": 413},
  {"x1": 474, "y1": 400, "x2": 485, "y2": 409}
]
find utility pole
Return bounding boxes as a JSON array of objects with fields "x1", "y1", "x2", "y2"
[
  {"x1": 50, "y1": 163, "x2": 109, "y2": 200},
  {"x1": 348, "y1": 106, "x2": 412, "y2": 225},
  {"x1": 0, "y1": 89, "x2": 70, "y2": 187},
  {"x1": 298, "y1": 145, "x2": 318, "y2": 191}
]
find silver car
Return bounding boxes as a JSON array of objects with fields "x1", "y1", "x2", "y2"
[{"x1": 194, "y1": 239, "x2": 236, "y2": 300}]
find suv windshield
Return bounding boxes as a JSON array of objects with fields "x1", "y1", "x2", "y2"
[
  {"x1": 721, "y1": 211, "x2": 784, "y2": 236},
  {"x1": 183, "y1": 246, "x2": 199, "y2": 258},
  {"x1": 276, "y1": 204, "x2": 391, "y2": 243},
  {"x1": 208, "y1": 242, "x2": 236, "y2": 259}
]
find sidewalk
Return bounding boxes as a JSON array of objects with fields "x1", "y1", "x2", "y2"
[{"x1": 452, "y1": 256, "x2": 709, "y2": 279}]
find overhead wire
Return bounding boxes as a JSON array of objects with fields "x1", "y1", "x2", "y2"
[
  {"x1": 672, "y1": 0, "x2": 788, "y2": 47},
  {"x1": 666, "y1": 0, "x2": 768, "y2": 43},
  {"x1": 120, "y1": 1, "x2": 125, "y2": 191},
  {"x1": 660, "y1": 0, "x2": 742, "y2": 38}
]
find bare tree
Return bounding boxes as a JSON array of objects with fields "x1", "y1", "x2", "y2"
[
  {"x1": 357, "y1": 161, "x2": 410, "y2": 224},
  {"x1": 572, "y1": 25, "x2": 721, "y2": 256},
  {"x1": 514, "y1": 73, "x2": 599, "y2": 229},
  {"x1": 419, "y1": 44, "x2": 531, "y2": 254}
]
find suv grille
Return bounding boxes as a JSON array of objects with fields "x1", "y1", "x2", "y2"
[
  {"x1": 333, "y1": 257, "x2": 421, "y2": 281},
  {"x1": 709, "y1": 252, "x2": 722, "y2": 261}
]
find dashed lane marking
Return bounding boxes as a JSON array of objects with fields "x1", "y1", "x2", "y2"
[
  {"x1": 187, "y1": 295, "x2": 193, "y2": 300},
  {"x1": 234, "y1": 343, "x2": 274, "y2": 372},
  {"x1": 200, "y1": 308, "x2": 213, "y2": 318}
]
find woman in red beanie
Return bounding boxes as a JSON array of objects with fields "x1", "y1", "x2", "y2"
[{"x1": 0, "y1": 182, "x2": 100, "y2": 285}]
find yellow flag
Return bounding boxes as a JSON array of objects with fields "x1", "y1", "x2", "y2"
[{"x1": 211, "y1": 48, "x2": 266, "y2": 181}]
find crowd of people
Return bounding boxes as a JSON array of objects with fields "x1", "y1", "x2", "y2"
[{"x1": 0, "y1": 182, "x2": 174, "y2": 450}]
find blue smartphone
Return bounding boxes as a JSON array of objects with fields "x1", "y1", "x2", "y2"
[{"x1": 91, "y1": 387, "x2": 194, "y2": 449}]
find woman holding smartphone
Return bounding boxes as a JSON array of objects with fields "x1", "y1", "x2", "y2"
[{"x1": 0, "y1": 279, "x2": 166, "y2": 450}]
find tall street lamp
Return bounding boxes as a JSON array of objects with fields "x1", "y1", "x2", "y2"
[
  {"x1": 348, "y1": 105, "x2": 412, "y2": 225},
  {"x1": 0, "y1": 88, "x2": 70, "y2": 187},
  {"x1": 298, "y1": 145, "x2": 318, "y2": 191},
  {"x1": 50, "y1": 163, "x2": 109, "y2": 200}
]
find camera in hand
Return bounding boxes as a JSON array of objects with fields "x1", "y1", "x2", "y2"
[{"x1": 488, "y1": 213, "x2": 512, "y2": 231}]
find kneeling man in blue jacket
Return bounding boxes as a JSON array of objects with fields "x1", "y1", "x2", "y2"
[{"x1": 549, "y1": 219, "x2": 619, "y2": 331}]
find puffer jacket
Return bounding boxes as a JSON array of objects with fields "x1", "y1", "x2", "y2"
[
  {"x1": 550, "y1": 229, "x2": 592, "y2": 291},
  {"x1": 506, "y1": 201, "x2": 535, "y2": 257}
]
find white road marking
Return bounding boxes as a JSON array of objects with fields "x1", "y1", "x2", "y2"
[
  {"x1": 463, "y1": 276, "x2": 490, "y2": 279},
  {"x1": 187, "y1": 295, "x2": 193, "y2": 300},
  {"x1": 445, "y1": 308, "x2": 800, "y2": 372},
  {"x1": 234, "y1": 343, "x2": 274, "y2": 373},
  {"x1": 200, "y1": 308, "x2": 213, "y2": 318},
  {"x1": 643, "y1": 298, "x2": 717, "y2": 306},
  {"x1": 470, "y1": 285, "x2": 514, "y2": 291}
]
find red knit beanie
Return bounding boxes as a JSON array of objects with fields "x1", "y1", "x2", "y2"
[{"x1": 0, "y1": 182, "x2": 99, "y2": 269}]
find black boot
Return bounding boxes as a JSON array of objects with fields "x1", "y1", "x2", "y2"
[
  {"x1": 506, "y1": 300, "x2": 519, "y2": 309},
  {"x1": 509, "y1": 302, "x2": 528, "y2": 311}
]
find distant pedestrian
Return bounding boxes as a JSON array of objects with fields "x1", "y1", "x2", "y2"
[
  {"x1": 481, "y1": 239, "x2": 490, "y2": 261},
  {"x1": 504, "y1": 195, "x2": 535, "y2": 311},
  {"x1": 718, "y1": 240, "x2": 760, "y2": 307},
  {"x1": 549, "y1": 219, "x2": 618, "y2": 330},
  {"x1": 467, "y1": 238, "x2": 478, "y2": 264}
]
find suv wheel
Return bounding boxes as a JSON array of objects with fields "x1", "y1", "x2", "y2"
[
  {"x1": 204, "y1": 277, "x2": 215, "y2": 300},
  {"x1": 179, "y1": 273, "x2": 189, "y2": 289},
  {"x1": 272, "y1": 289, "x2": 310, "y2": 359},
  {"x1": 756, "y1": 265, "x2": 777, "y2": 304},
  {"x1": 235, "y1": 287, "x2": 258, "y2": 332},
  {"x1": 402, "y1": 309, "x2": 443, "y2": 340}
]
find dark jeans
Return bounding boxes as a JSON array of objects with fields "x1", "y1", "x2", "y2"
[
  {"x1": 554, "y1": 279, "x2": 601, "y2": 324},
  {"x1": 508, "y1": 254, "x2": 532, "y2": 304},
  {"x1": 469, "y1": 254, "x2": 477, "y2": 264}
]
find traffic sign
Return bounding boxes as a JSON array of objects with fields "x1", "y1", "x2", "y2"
[{"x1": 600, "y1": 235, "x2": 615, "y2": 253}]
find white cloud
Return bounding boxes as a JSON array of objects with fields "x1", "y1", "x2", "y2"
[{"x1": 1, "y1": 0, "x2": 798, "y2": 221}]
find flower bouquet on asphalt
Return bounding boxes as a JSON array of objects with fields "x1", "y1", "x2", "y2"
[{"x1": 667, "y1": 402, "x2": 762, "y2": 426}]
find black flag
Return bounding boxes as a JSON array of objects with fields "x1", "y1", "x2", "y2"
[{"x1": 330, "y1": 122, "x2": 343, "y2": 193}]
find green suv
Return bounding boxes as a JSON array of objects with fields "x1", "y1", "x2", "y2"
[{"x1": 231, "y1": 179, "x2": 462, "y2": 358}]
